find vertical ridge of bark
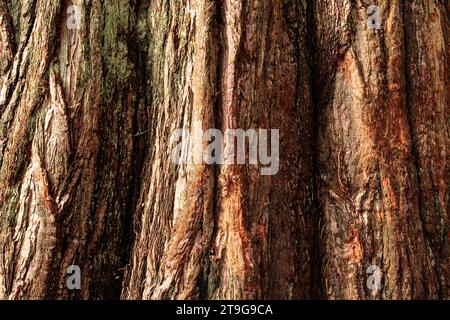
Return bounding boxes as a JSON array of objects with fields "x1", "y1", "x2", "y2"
[
  {"x1": 312, "y1": 0, "x2": 440, "y2": 299},
  {"x1": 403, "y1": 0, "x2": 449, "y2": 298},
  {"x1": 1, "y1": 0, "x2": 138, "y2": 299},
  {"x1": 207, "y1": 0, "x2": 314, "y2": 300},
  {"x1": 0, "y1": 0, "x2": 63, "y2": 299},
  {"x1": 122, "y1": 0, "x2": 218, "y2": 300},
  {"x1": 0, "y1": 0, "x2": 446, "y2": 301}
]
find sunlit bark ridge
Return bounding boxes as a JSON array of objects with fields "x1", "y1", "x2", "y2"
[{"x1": 0, "y1": 0, "x2": 448, "y2": 300}]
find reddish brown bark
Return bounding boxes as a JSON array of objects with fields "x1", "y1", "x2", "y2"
[
  {"x1": 0, "y1": 0, "x2": 138, "y2": 299},
  {"x1": 311, "y1": 0, "x2": 448, "y2": 299},
  {"x1": 0, "y1": 0, "x2": 448, "y2": 300}
]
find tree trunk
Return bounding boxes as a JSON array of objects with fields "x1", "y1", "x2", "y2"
[
  {"x1": 0, "y1": 0, "x2": 448, "y2": 300},
  {"x1": 311, "y1": 0, "x2": 448, "y2": 299},
  {"x1": 0, "y1": 0, "x2": 138, "y2": 299},
  {"x1": 121, "y1": 0, "x2": 316, "y2": 300}
]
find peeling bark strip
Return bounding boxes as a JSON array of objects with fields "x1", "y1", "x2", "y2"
[{"x1": 0, "y1": 0, "x2": 448, "y2": 300}]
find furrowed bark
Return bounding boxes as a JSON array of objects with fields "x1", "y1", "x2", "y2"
[
  {"x1": 0, "y1": 0, "x2": 137, "y2": 299},
  {"x1": 403, "y1": 0, "x2": 449, "y2": 297},
  {"x1": 122, "y1": 0, "x2": 316, "y2": 300},
  {"x1": 0, "y1": 0, "x2": 447, "y2": 301},
  {"x1": 311, "y1": 0, "x2": 445, "y2": 299},
  {"x1": 122, "y1": 0, "x2": 218, "y2": 300},
  {"x1": 208, "y1": 0, "x2": 315, "y2": 300}
]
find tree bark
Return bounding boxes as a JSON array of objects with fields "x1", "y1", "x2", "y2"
[
  {"x1": 121, "y1": 0, "x2": 316, "y2": 300},
  {"x1": 0, "y1": 0, "x2": 138, "y2": 299},
  {"x1": 311, "y1": 0, "x2": 448, "y2": 299},
  {"x1": 0, "y1": 0, "x2": 448, "y2": 300}
]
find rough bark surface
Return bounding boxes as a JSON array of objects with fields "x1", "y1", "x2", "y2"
[
  {"x1": 311, "y1": 0, "x2": 448, "y2": 299},
  {"x1": 0, "y1": 0, "x2": 137, "y2": 299},
  {"x1": 0, "y1": 0, "x2": 448, "y2": 300},
  {"x1": 122, "y1": 0, "x2": 315, "y2": 300}
]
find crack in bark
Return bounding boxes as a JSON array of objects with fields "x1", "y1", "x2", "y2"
[{"x1": 0, "y1": 0, "x2": 448, "y2": 300}]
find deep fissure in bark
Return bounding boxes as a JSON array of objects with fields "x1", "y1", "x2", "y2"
[{"x1": 0, "y1": 0, "x2": 448, "y2": 300}]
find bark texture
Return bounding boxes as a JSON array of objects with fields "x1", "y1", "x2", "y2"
[
  {"x1": 0, "y1": 0, "x2": 137, "y2": 299},
  {"x1": 0, "y1": 0, "x2": 448, "y2": 300},
  {"x1": 122, "y1": 0, "x2": 315, "y2": 300},
  {"x1": 311, "y1": 0, "x2": 448, "y2": 299}
]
